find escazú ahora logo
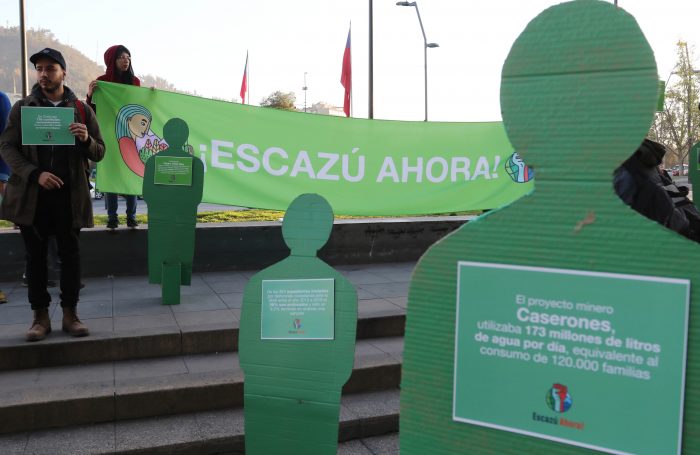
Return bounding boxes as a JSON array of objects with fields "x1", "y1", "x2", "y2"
[
  {"x1": 546, "y1": 383, "x2": 572, "y2": 413},
  {"x1": 505, "y1": 151, "x2": 534, "y2": 183}
]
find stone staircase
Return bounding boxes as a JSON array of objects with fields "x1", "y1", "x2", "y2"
[{"x1": 0, "y1": 262, "x2": 411, "y2": 454}]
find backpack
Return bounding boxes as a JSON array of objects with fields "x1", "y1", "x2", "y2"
[
  {"x1": 661, "y1": 172, "x2": 700, "y2": 242},
  {"x1": 615, "y1": 163, "x2": 696, "y2": 242}
]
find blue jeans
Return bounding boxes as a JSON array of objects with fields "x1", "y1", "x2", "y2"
[{"x1": 106, "y1": 193, "x2": 137, "y2": 223}]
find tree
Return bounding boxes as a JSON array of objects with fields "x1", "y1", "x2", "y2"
[
  {"x1": 260, "y1": 91, "x2": 297, "y2": 111},
  {"x1": 649, "y1": 41, "x2": 700, "y2": 167},
  {"x1": 139, "y1": 74, "x2": 177, "y2": 92}
]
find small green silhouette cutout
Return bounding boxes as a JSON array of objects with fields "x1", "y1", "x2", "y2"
[
  {"x1": 142, "y1": 118, "x2": 204, "y2": 304},
  {"x1": 401, "y1": 1, "x2": 700, "y2": 454},
  {"x1": 239, "y1": 194, "x2": 358, "y2": 455}
]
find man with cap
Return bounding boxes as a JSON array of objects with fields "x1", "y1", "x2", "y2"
[{"x1": 0, "y1": 48, "x2": 105, "y2": 341}]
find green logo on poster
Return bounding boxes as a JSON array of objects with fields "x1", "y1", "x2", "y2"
[
  {"x1": 505, "y1": 152, "x2": 534, "y2": 183},
  {"x1": 293, "y1": 318, "x2": 302, "y2": 330},
  {"x1": 546, "y1": 383, "x2": 572, "y2": 413}
]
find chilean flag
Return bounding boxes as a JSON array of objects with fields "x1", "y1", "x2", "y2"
[
  {"x1": 340, "y1": 27, "x2": 351, "y2": 117},
  {"x1": 240, "y1": 52, "x2": 248, "y2": 104}
]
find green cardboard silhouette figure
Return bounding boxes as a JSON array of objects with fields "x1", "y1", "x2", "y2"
[
  {"x1": 401, "y1": 1, "x2": 700, "y2": 454},
  {"x1": 239, "y1": 193, "x2": 357, "y2": 455},
  {"x1": 142, "y1": 118, "x2": 204, "y2": 304}
]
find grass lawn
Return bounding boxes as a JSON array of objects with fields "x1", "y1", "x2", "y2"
[{"x1": 0, "y1": 209, "x2": 479, "y2": 229}]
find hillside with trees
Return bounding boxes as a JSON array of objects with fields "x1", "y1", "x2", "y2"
[{"x1": 0, "y1": 27, "x2": 177, "y2": 99}]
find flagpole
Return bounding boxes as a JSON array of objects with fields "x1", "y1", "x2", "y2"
[
  {"x1": 240, "y1": 51, "x2": 249, "y2": 104},
  {"x1": 349, "y1": 21, "x2": 353, "y2": 117},
  {"x1": 19, "y1": 0, "x2": 29, "y2": 97},
  {"x1": 340, "y1": 22, "x2": 352, "y2": 118},
  {"x1": 248, "y1": 51, "x2": 251, "y2": 105},
  {"x1": 368, "y1": 0, "x2": 374, "y2": 119}
]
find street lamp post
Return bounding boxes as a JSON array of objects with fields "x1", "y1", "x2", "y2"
[
  {"x1": 303, "y1": 72, "x2": 308, "y2": 112},
  {"x1": 19, "y1": 0, "x2": 29, "y2": 97},
  {"x1": 396, "y1": 1, "x2": 439, "y2": 121}
]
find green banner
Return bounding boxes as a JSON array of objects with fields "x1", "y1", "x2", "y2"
[
  {"x1": 261, "y1": 278, "x2": 335, "y2": 340},
  {"x1": 454, "y1": 262, "x2": 689, "y2": 455},
  {"x1": 93, "y1": 82, "x2": 534, "y2": 215}
]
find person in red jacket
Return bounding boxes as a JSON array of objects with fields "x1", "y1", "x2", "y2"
[{"x1": 87, "y1": 45, "x2": 141, "y2": 229}]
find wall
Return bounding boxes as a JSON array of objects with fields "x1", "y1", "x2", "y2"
[{"x1": 0, "y1": 217, "x2": 471, "y2": 280}]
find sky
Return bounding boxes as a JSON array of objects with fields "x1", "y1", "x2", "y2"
[{"x1": 1, "y1": 0, "x2": 699, "y2": 122}]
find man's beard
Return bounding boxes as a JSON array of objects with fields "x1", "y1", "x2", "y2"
[{"x1": 40, "y1": 79, "x2": 61, "y2": 93}]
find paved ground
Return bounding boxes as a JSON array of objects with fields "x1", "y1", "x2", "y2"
[
  {"x1": 0, "y1": 262, "x2": 409, "y2": 454},
  {"x1": 0, "y1": 262, "x2": 413, "y2": 341}
]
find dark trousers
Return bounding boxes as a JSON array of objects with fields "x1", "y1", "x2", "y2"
[
  {"x1": 19, "y1": 188, "x2": 81, "y2": 310},
  {"x1": 105, "y1": 193, "x2": 137, "y2": 222},
  {"x1": 24, "y1": 236, "x2": 60, "y2": 281}
]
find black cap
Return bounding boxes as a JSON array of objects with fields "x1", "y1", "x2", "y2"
[{"x1": 30, "y1": 48, "x2": 66, "y2": 70}]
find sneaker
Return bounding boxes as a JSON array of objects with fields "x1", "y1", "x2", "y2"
[
  {"x1": 127, "y1": 218, "x2": 138, "y2": 228},
  {"x1": 0, "y1": 290, "x2": 7, "y2": 304},
  {"x1": 107, "y1": 219, "x2": 118, "y2": 229}
]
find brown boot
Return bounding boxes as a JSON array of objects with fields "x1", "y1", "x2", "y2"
[
  {"x1": 26, "y1": 308, "x2": 51, "y2": 342},
  {"x1": 62, "y1": 307, "x2": 90, "y2": 337}
]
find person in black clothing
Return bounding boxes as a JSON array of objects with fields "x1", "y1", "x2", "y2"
[
  {"x1": 0, "y1": 48, "x2": 105, "y2": 341},
  {"x1": 614, "y1": 138, "x2": 700, "y2": 242}
]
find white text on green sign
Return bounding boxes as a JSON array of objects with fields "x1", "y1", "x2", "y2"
[
  {"x1": 453, "y1": 262, "x2": 689, "y2": 455},
  {"x1": 261, "y1": 279, "x2": 335, "y2": 340}
]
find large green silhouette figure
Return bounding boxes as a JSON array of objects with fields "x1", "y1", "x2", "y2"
[
  {"x1": 239, "y1": 194, "x2": 358, "y2": 454},
  {"x1": 401, "y1": 1, "x2": 700, "y2": 454},
  {"x1": 142, "y1": 118, "x2": 204, "y2": 304}
]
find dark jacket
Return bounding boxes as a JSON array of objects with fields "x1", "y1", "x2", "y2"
[
  {"x1": 0, "y1": 91, "x2": 11, "y2": 179},
  {"x1": 0, "y1": 84, "x2": 105, "y2": 228},
  {"x1": 86, "y1": 44, "x2": 141, "y2": 111},
  {"x1": 614, "y1": 139, "x2": 693, "y2": 238}
]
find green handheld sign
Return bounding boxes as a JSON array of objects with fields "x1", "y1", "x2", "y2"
[
  {"x1": 20, "y1": 106, "x2": 75, "y2": 145},
  {"x1": 454, "y1": 262, "x2": 689, "y2": 455}
]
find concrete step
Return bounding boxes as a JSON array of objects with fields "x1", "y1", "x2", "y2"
[
  {"x1": 0, "y1": 307, "x2": 405, "y2": 372},
  {"x1": 0, "y1": 262, "x2": 412, "y2": 373},
  {"x1": 0, "y1": 337, "x2": 403, "y2": 435},
  {"x1": 0, "y1": 391, "x2": 399, "y2": 455}
]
